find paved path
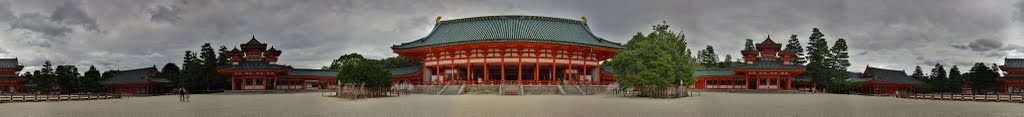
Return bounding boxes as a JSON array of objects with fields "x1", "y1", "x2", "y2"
[{"x1": 1, "y1": 92, "x2": 1021, "y2": 117}]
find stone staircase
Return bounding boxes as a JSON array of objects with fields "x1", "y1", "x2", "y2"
[
  {"x1": 500, "y1": 84, "x2": 522, "y2": 96},
  {"x1": 438, "y1": 84, "x2": 463, "y2": 95},
  {"x1": 561, "y1": 85, "x2": 585, "y2": 95}
]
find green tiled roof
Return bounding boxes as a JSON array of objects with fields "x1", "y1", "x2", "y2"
[
  {"x1": 694, "y1": 69, "x2": 736, "y2": 76},
  {"x1": 288, "y1": 69, "x2": 337, "y2": 77},
  {"x1": 1004, "y1": 58, "x2": 1024, "y2": 68},
  {"x1": 0, "y1": 58, "x2": 20, "y2": 68},
  {"x1": 863, "y1": 66, "x2": 923, "y2": 84},
  {"x1": 102, "y1": 67, "x2": 170, "y2": 84},
  {"x1": 389, "y1": 64, "x2": 423, "y2": 76},
  {"x1": 392, "y1": 15, "x2": 624, "y2": 49},
  {"x1": 219, "y1": 61, "x2": 290, "y2": 70},
  {"x1": 732, "y1": 61, "x2": 803, "y2": 69}
]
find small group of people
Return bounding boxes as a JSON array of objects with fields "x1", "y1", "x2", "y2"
[{"x1": 175, "y1": 87, "x2": 190, "y2": 102}]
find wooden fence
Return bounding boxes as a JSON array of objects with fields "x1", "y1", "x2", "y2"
[
  {"x1": 899, "y1": 93, "x2": 1024, "y2": 103},
  {"x1": 0, "y1": 93, "x2": 122, "y2": 103}
]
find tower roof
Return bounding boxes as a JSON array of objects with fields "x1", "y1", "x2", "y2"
[
  {"x1": 392, "y1": 15, "x2": 624, "y2": 49},
  {"x1": 756, "y1": 36, "x2": 781, "y2": 46},
  {"x1": 1004, "y1": 58, "x2": 1024, "y2": 68},
  {"x1": 244, "y1": 36, "x2": 264, "y2": 45}
]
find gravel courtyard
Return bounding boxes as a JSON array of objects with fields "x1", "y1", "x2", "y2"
[{"x1": 1, "y1": 92, "x2": 1022, "y2": 117}]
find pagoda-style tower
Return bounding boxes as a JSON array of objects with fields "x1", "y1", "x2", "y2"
[
  {"x1": 741, "y1": 36, "x2": 797, "y2": 65},
  {"x1": 228, "y1": 36, "x2": 282, "y2": 64}
]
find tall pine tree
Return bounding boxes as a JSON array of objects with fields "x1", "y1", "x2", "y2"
[
  {"x1": 805, "y1": 28, "x2": 833, "y2": 86},
  {"x1": 785, "y1": 35, "x2": 806, "y2": 65},
  {"x1": 830, "y1": 38, "x2": 850, "y2": 70},
  {"x1": 698, "y1": 45, "x2": 719, "y2": 67},
  {"x1": 199, "y1": 43, "x2": 222, "y2": 90},
  {"x1": 80, "y1": 65, "x2": 103, "y2": 92},
  {"x1": 911, "y1": 65, "x2": 927, "y2": 80}
]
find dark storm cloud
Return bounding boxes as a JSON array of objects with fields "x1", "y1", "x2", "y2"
[
  {"x1": 9, "y1": 13, "x2": 72, "y2": 37},
  {"x1": 149, "y1": 4, "x2": 183, "y2": 23},
  {"x1": 50, "y1": 1, "x2": 98, "y2": 32},
  {"x1": 963, "y1": 39, "x2": 1005, "y2": 51}
]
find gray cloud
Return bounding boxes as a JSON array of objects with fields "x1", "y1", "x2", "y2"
[
  {"x1": 9, "y1": 13, "x2": 72, "y2": 38},
  {"x1": 149, "y1": 4, "x2": 183, "y2": 23},
  {"x1": 963, "y1": 38, "x2": 1005, "y2": 51},
  {"x1": 50, "y1": 1, "x2": 98, "y2": 32}
]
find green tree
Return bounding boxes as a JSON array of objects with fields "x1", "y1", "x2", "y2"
[
  {"x1": 373, "y1": 56, "x2": 422, "y2": 69},
  {"x1": 930, "y1": 63, "x2": 947, "y2": 80},
  {"x1": 336, "y1": 60, "x2": 392, "y2": 89},
  {"x1": 217, "y1": 46, "x2": 230, "y2": 66},
  {"x1": 911, "y1": 66, "x2": 927, "y2": 80},
  {"x1": 609, "y1": 22, "x2": 698, "y2": 91},
  {"x1": 830, "y1": 38, "x2": 850, "y2": 70},
  {"x1": 323, "y1": 53, "x2": 367, "y2": 70},
  {"x1": 54, "y1": 65, "x2": 79, "y2": 93},
  {"x1": 31, "y1": 61, "x2": 56, "y2": 92},
  {"x1": 181, "y1": 50, "x2": 204, "y2": 91},
  {"x1": 785, "y1": 35, "x2": 806, "y2": 65},
  {"x1": 947, "y1": 65, "x2": 963, "y2": 92},
  {"x1": 78, "y1": 65, "x2": 103, "y2": 92},
  {"x1": 161, "y1": 63, "x2": 182, "y2": 87},
  {"x1": 720, "y1": 54, "x2": 733, "y2": 68},
  {"x1": 697, "y1": 45, "x2": 719, "y2": 67},
  {"x1": 805, "y1": 28, "x2": 834, "y2": 87},
  {"x1": 199, "y1": 43, "x2": 222, "y2": 90},
  {"x1": 967, "y1": 63, "x2": 999, "y2": 93}
]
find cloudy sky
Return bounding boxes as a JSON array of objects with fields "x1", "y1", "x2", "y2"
[{"x1": 0, "y1": 0, "x2": 1022, "y2": 75}]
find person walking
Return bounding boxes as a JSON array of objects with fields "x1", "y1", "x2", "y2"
[{"x1": 177, "y1": 88, "x2": 189, "y2": 102}]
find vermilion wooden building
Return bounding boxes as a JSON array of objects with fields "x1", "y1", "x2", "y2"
[
  {"x1": 0, "y1": 58, "x2": 27, "y2": 93},
  {"x1": 218, "y1": 37, "x2": 338, "y2": 90},
  {"x1": 101, "y1": 67, "x2": 169, "y2": 94},
  {"x1": 999, "y1": 58, "x2": 1024, "y2": 94},
  {"x1": 852, "y1": 66, "x2": 923, "y2": 94},
  {"x1": 391, "y1": 15, "x2": 623, "y2": 85},
  {"x1": 694, "y1": 37, "x2": 806, "y2": 90}
]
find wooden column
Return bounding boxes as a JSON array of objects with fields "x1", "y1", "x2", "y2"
[
  {"x1": 451, "y1": 50, "x2": 456, "y2": 82},
  {"x1": 534, "y1": 51, "x2": 540, "y2": 82},
  {"x1": 231, "y1": 77, "x2": 237, "y2": 90},
  {"x1": 518, "y1": 48, "x2": 523, "y2": 83},
  {"x1": 467, "y1": 52, "x2": 472, "y2": 84},
  {"x1": 484, "y1": 50, "x2": 490, "y2": 84},
  {"x1": 501, "y1": 48, "x2": 506, "y2": 82}
]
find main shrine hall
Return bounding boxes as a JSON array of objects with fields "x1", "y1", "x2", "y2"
[
  {"x1": 694, "y1": 37, "x2": 806, "y2": 90},
  {"x1": 390, "y1": 15, "x2": 623, "y2": 85},
  {"x1": 217, "y1": 37, "x2": 338, "y2": 90}
]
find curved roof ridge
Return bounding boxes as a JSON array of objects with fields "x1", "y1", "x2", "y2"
[
  {"x1": 393, "y1": 15, "x2": 624, "y2": 49},
  {"x1": 438, "y1": 15, "x2": 583, "y2": 25}
]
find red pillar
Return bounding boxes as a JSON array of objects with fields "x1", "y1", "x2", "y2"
[
  {"x1": 231, "y1": 77, "x2": 237, "y2": 90},
  {"x1": 518, "y1": 49, "x2": 523, "y2": 83},
  {"x1": 534, "y1": 54, "x2": 540, "y2": 82},
  {"x1": 501, "y1": 49, "x2": 506, "y2": 83},
  {"x1": 484, "y1": 50, "x2": 489, "y2": 83},
  {"x1": 467, "y1": 51, "x2": 472, "y2": 84}
]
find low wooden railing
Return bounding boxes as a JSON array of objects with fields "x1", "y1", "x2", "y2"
[
  {"x1": 0, "y1": 93, "x2": 123, "y2": 103},
  {"x1": 405, "y1": 81, "x2": 612, "y2": 86},
  {"x1": 898, "y1": 93, "x2": 1024, "y2": 103}
]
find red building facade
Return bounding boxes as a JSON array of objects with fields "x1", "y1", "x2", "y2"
[
  {"x1": 101, "y1": 67, "x2": 169, "y2": 94},
  {"x1": 854, "y1": 66, "x2": 923, "y2": 94},
  {"x1": 999, "y1": 58, "x2": 1024, "y2": 94},
  {"x1": 217, "y1": 37, "x2": 338, "y2": 90},
  {"x1": 0, "y1": 58, "x2": 27, "y2": 93},
  {"x1": 390, "y1": 15, "x2": 623, "y2": 85},
  {"x1": 694, "y1": 37, "x2": 805, "y2": 90}
]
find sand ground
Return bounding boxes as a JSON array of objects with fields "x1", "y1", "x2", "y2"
[{"x1": 1, "y1": 92, "x2": 1022, "y2": 117}]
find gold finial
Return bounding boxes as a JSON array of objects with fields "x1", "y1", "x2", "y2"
[
  {"x1": 581, "y1": 16, "x2": 588, "y2": 25},
  {"x1": 435, "y1": 16, "x2": 442, "y2": 24}
]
